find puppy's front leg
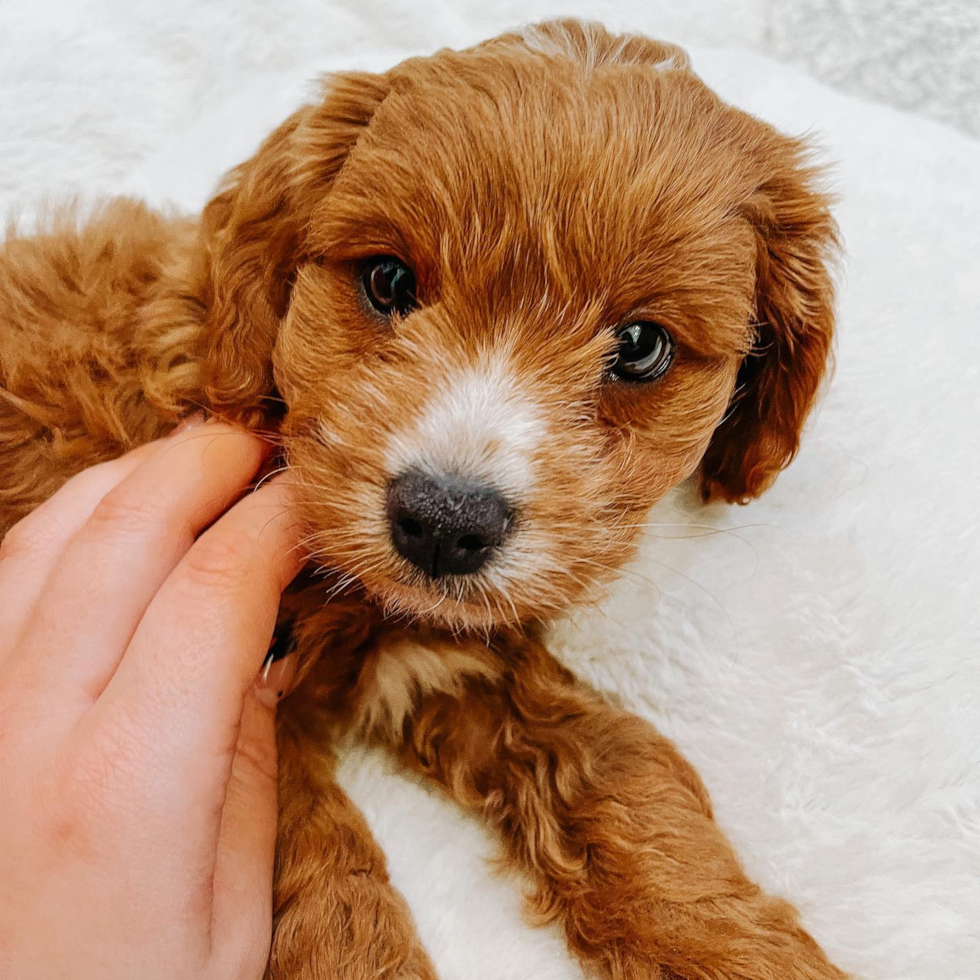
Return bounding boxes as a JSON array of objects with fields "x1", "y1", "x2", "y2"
[
  {"x1": 396, "y1": 634, "x2": 846, "y2": 980},
  {"x1": 270, "y1": 697, "x2": 437, "y2": 980}
]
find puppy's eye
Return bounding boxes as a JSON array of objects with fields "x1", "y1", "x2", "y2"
[
  {"x1": 611, "y1": 322, "x2": 674, "y2": 381},
  {"x1": 362, "y1": 256, "x2": 417, "y2": 317}
]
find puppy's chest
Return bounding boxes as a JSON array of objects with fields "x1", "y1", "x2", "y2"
[
  {"x1": 347, "y1": 630, "x2": 501, "y2": 741},
  {"x1": 278, "y1": 574, "x2": 501, "y2": 741}
]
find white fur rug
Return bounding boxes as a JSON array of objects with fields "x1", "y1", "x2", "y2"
[{"x1": 2, "y1": 3, "x2": 978, "y2": 978}]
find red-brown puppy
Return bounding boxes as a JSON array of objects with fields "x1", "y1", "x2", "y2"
[{"x1": 0, "y1": 20, "x2": 843, "y2": 980}]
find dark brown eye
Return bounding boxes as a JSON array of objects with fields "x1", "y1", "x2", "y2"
[
  {"x1": 362, "y1": 256, "x2": 417, "y2": 317},
  {"x1": 611, "y1": 321, "x2": 674, "y2": 381}
]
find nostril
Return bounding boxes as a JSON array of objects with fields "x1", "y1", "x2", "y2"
[
  {"x1": 456, "y1": 534, "x2": 487, "y2": 552},
  {"x1": 397, "y1": 516, "x2": 424, "y2": 539}
]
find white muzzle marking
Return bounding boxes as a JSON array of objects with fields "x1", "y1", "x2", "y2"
[{"x1": 386, "y1": 359, "x2": 545, "y2": 501}]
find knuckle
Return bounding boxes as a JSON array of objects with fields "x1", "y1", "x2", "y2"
[
  {"x1": 38, "y1": 797, "x2": 92, "y2": 858},
  {"x1": 34, "y1": 766, "x2": 99, "y2": 859},
  {"x1": 0, "y1": 520, "x2": 36, "y2": 562},
  {"x1": 88, "y1": 486, "x2": 167, "y2": 536},
  {"x1": 233, "y1": 735, "x2": 279, "y2": 786},
  {"x1": 37, "y1": 728, "x2": 148, "y2": 858},
  {"x1": 180, "y1": 531, "x2": 260, "y2": 593}
]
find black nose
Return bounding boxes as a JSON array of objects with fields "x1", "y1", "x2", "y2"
[{"x1": 386, "y1": 470, "x2": 511, "y2": 579}]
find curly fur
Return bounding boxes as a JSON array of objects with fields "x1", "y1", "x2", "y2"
[{"x1": 0, "y1": 20, "x2": 843, "y2": 980}]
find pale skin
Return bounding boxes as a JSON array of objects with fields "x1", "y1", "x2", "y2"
[{"x1": 0, "y1": 419, "x2": 303, "y2": 980}]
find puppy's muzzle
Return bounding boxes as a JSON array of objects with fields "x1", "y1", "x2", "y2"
[{"x1": 386, "y1": 470, "x2": 512, "y2": 579}]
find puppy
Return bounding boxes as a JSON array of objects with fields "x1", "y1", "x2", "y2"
[{"x1": 0, "y1": 20, "x2": 845, "y2": 980}]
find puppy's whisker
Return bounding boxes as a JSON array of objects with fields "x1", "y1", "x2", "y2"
[
  {"x1": 252, "y1": 464, "x2": 291, "y2": 493},
  {"x1": 619, "y1": 520, "x2": 767, "y2": 533},
  {"x1": 286, "y1": 531, "x2": 328, "y2": 559},
  {"x1": 599, "y1": 554, "x2": 741, "y2": 667},
  {"x1": 574, "y1": 556, "x2": 663, "y2": 607}
]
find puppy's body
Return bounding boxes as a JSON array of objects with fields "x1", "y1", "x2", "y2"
[{"x1": 0, "y1": 21, "x2": 846, "y2": 980}]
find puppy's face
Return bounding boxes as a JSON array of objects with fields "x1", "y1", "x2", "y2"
[{"x1": 204, "y1": 22, "x2": 836, "y2": 630}]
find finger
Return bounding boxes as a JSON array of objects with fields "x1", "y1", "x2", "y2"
[
  {"x1": 210, "y1": 688, "x2": 280, "y2": 966},
  {"x1": 0, "y1": 417, "x2": 204, "y2": 629},
  {"x1": 0, "y1": 443, "x2": 157, "y2": 659},
  {"x1": 90, "y1": 480, "x2": 303, "y2": 840},
  {"x1": 9, "y1": 422, "x2": 269, "y2": 711}
]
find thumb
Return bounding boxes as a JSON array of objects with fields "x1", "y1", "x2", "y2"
[{"x1": 210, "y1": 655, "x2": 295, "y2": 964}]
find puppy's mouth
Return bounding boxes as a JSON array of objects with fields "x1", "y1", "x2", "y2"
[
  {"x1": 385, "y1": 469, "x2": 514, "y2": 581},
  {"x1": 296, "y1": 463, "x2": 601, "y2": 630}
]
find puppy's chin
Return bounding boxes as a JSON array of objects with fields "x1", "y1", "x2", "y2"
[
  {"x1": 358, "y1": 572, "x2": 526, "y2": 634},
  {"x1": 342, "y1": 541, "x2": 628, "y2": 633}
]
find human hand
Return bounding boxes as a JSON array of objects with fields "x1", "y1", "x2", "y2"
[{"x1": 0, "y1": 420, "x2": 302, "y2": 980}]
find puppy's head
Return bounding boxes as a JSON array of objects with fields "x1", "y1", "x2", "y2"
[{"x1": 201, "y1": 20, "x2": 837, "y2": 630}]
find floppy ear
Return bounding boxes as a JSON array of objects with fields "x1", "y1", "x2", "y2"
[
  {"x1": 700, "y1": 145, "x2": 839, "y2": 504},
  {"x1": 201, "y1": 72, "x2": 389, "y2": 426}
]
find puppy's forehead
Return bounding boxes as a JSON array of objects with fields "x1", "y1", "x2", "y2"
[
  {"x1": 322, "y1": 51, "x2": 763, "y2": 351},
  {"x1": 336, "y1": 53, "x2": 761, "y2": 240}
]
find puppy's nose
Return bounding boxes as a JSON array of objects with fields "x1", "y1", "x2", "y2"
[{"x1": 386, "y1": 470, "x2": 511, "y2": 579}]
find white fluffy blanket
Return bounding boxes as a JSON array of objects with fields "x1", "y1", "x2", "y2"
[{"x1": 2, "y1": 3, "x2": 978, "y2": 978}]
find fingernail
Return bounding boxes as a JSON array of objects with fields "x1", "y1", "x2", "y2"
[
  {"x1": 169, "y1": 411, "x2": 207, "y2": 437},
  {"x1": 254, "y1": 652, "x2": 297, "y2": 708}
]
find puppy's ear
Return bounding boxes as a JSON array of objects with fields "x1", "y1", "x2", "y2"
[
  {"x1": 700, "y1": 143, "x2": 838, "y2": 504},
  {"x1": 201, "y1": 72, "x2": 389, "y2": 426}
]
